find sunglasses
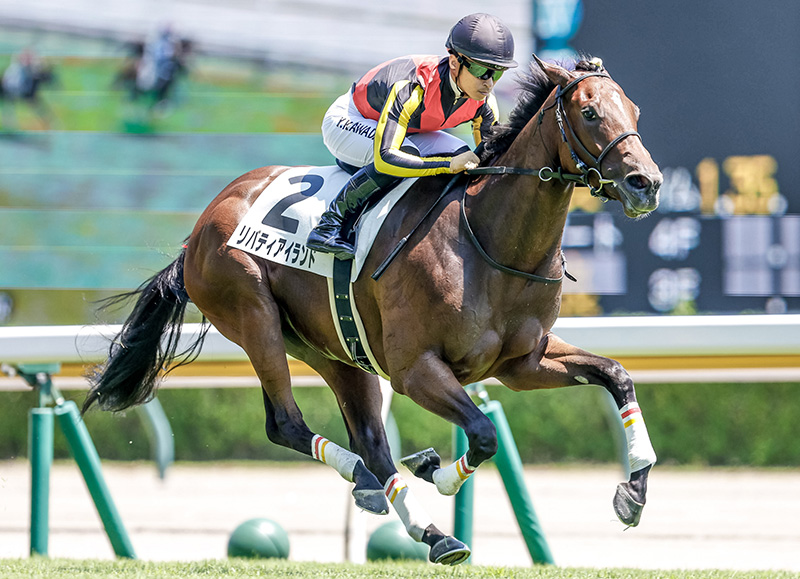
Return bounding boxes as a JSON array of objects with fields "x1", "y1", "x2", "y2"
[{"x1": 457, "y1": 55, "x2": 505, "y2": 82}]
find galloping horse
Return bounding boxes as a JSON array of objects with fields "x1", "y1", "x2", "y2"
[
  {"x1": 114, "y1": 37, "x2": 191, "y2": 110},
  {"x1": 0, "y1": 53, "x2": 56, "y2": 129},
  {"x1": 84, "y1": 56, "x2": 661, "y2": 565}
]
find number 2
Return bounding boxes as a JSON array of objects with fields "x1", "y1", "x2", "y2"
[{"x1": 262, "y1": 174, "x2": 324, "y2": 234}]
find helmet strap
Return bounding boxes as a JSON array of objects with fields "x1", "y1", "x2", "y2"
[{"x1": 447, "y1": 52, "x2": 467, "y2": 100}]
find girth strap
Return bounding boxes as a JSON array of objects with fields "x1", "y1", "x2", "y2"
[{"x1": 330, "y1": 258, "x2": 388, "y2": 376}]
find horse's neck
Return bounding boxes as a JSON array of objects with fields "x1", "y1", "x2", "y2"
[{"x1": 469, "y1": 120, "x2": 572, "y2": 277}]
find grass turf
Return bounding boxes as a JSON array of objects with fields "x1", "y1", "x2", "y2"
[{"x1": 0, "y1": 559, "x2": 797, "y2": 579}]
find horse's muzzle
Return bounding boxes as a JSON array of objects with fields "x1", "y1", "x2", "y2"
[{"x1": 618, "y1": 170, "x2": 662, "y2": 217}]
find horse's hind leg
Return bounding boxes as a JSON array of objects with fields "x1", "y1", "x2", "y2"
[
  {"x1": 318, "y1": 361, "x2": 470, "y2": 565},
  {"x1": 259, "y1": 375, "x2": 388, "y2": 516},
  {"x1": 497, "y1": 333, "x2": 656, "y2": 527},
  {"x1": 198, "y1": 304, "x2": 389, "y2": 515},
  {"x1": 185, "y1": 247, "x2": 387, "y2": 514}
]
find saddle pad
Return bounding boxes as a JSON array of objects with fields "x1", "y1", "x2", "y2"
[{"x1": 227, "y1": 166, "x2": 415, "y2": 281}]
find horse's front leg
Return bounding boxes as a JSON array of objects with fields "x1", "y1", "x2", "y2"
[
  {"x1": 497, "y1": 332, "x2": 656, "y2": 527},
  {"x1": 395, "y1": 352, "x2": 498, "y2": 499},
  {"x1": 389, "y1": 352, "x2": 496, "y2": 565}
]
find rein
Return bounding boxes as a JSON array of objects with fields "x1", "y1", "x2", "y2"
[
  {"x1": 457, "y1": 71, "x2": 641, "y2": 283},
  {"x1": 458, "y1": 180, "x2": 571, "y2": 284},
  {"x1": 466, "y1": 164, "x2": 585, "y2": 185},
  {"x1": 373, "y1": 173, "x2": 575, "y2": 284}
]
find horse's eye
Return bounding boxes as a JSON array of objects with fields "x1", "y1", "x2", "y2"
[{"x1": 582, "y1": 108, "x2": 598, "y2": 121}]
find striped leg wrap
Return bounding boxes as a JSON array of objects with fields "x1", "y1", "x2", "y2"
[
  {"x1": 311, "y1": 434, "x2": 360, "y2": 482},
  {"x1": 384, "y1": 473, "x2": 432, "y2": 542},
  {"x1": 620, "y1": 402, "x2": 657, "y2": 472},
  {"x1": 432, "y1": 453, "x2": 475, "y2": 496}
]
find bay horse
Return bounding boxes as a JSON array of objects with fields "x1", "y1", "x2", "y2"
[{"x1": 83, "y1": 55, "x2": 661, "y2": 565}]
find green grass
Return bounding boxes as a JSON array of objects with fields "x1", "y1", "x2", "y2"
[{"x1": 0, "y1": 559, "x2": 796, "y2": 579}]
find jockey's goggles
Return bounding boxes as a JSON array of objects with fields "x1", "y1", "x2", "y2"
[{"x1": 457, "y1": 55, "x2": 506, "y2": 82}]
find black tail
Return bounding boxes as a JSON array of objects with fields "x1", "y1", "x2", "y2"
[{"x1": 82, "y1": 248, "x2": 209, "y2": 414}]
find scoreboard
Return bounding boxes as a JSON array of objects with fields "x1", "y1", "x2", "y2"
[
  {"x1": 561, "y1": 158, "x2": 799, "y2": 315},
  {"x1": 563, "y1": 0, "x2": 800, "y2": 316}
]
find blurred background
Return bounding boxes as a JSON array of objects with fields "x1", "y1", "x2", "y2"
[{"x1": 1, "y1": 0, "x2": 798, "y2": 489}]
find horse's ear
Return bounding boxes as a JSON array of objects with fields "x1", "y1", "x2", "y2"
[{"x1": 532, "y1": 53, "x2": 573, "y2": 87}]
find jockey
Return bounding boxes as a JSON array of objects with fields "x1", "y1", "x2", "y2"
[
  {"x1": 2, "y1": 49, "x2": 38, "y2": 99},
  {"x1": 306, "y1": 13, "x2": 517, "y2": 259},
  {"x1": 136, "y1": 25, "x2": 179, "y2": 95},
  {"x1": 151, "y1": 26, "x2": 178, "y2": 84}
]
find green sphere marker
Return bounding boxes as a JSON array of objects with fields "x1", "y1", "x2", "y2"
[
  {"x1": 367, "y1": 521, "x2": 428, "y2": 561},
  {"x1": 227, "y1": 518, "x2": 290, "y2": 559}
]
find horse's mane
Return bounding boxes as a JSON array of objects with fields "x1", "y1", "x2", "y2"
[{"x1": 481, "y1": 56, "x2": 605, "y2": 161}]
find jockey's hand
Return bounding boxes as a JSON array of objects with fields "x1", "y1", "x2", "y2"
[{"x1": 450, "y1": 151, "x2": 480, "y2": 173}]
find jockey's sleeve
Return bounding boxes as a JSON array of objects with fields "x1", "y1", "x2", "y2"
[
  {"x1": 373, "y1": 80, "x2": 455, "y2": 178},
  {"x1": 471, "y1": 94, "x2": 499, "y2": 147}
]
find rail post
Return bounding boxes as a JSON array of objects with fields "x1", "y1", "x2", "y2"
[
  {"x1": 28, "y1": 407, "x2": 54, "y2": 555},
  {"x1": 9, "y1": 363, "x2": 136, "y2": 559},
  {"x1": 138, "y1": 399, "x2": 174, "y2": 480},
  {"x1": 452, "y1": 426, "x2": 474, "y2": 562},
  {"x1": 480, "y1": 397, "x2": 554, "y2": 564},
  {"x1": 455, "y1": 383, "x2": 555, "y2": 565},
  {"x1": 17, "y1": 364, "x2": 60, "y2": 556},
  {"x1": 55, "y1": 401, "x2": 136, "y2": 558}
]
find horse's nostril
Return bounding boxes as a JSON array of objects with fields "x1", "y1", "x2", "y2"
[{"x1": 625, "y1": 174, "x2": 651, "y2": 192}]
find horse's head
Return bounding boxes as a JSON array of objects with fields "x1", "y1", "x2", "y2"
[{"x1": 534, "y1": 55, "x2": 662, "y2": 218}]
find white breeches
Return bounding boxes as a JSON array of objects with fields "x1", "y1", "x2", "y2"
[{"x1": 321, "y1": 90, "x2": 470, "y2": 169}]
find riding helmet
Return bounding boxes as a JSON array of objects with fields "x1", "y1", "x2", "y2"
[{"x1": 445, "y1": 13, "x2": 518, "y2": 69}]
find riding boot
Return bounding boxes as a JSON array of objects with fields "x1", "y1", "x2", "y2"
[{"x1": 306, "y1": 164, "x2": 399, "y2": 260}]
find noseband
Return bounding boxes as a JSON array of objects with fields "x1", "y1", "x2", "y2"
[{"x1": 469, "y1": 71, "x2": 641, "y2": 199}]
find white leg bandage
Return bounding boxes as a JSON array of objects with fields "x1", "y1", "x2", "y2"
[
  {"x1": 431, "y1": 453, "x2": 475, "y2": 496},
  {"x1": 384, "y1": 474, "x2": 433, "y2": 542},
  {"x1": 311, "y1": 435, "x2": 360, "y2": 482},
  {"x1": 620, "y1": 402, "x2": 657, "y2": 472}
]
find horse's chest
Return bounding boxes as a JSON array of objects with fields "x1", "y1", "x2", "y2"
[{"x1": 446, "y1": 310, "x2": 549, "y2": 382}]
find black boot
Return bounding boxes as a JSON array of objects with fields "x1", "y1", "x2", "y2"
[{"x1": 306, "y1": 164, "x2": 398, "y2": 260}]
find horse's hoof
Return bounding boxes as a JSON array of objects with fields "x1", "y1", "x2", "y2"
[
  {"x1": 401, "y1": 448, "x2": 441, "y2": 483},
  {"x1": 428, "y1": 536, "x2": 470, "y2": 566},
  {"x1": 352, "y1": 461, "x2": 389, "y2": 515},
  {"x1": 352, "y1": 487, "x2": 389, "y2": 515},
  {"x1": 613, "y1": 482, "x2": 644, "y2": 527}
]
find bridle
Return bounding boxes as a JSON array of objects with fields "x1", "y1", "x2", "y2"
[
  {"x1": 372, "y1": 72, "x2": 642, "y2": 284},
  {"x1": 468, "y1": 71, "x2": 642, "y2": 200},
  {"x1": 551, "y1": 72, "x2": 642, "y2": 198},
  {"x1": 456, "y1": 71, "x2": 642, "y2": 284}
]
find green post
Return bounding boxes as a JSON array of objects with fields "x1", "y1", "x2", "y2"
[
  {"x1": 55, "y1": 401, "x2": 136, "y2": 559},
  {"x1": 138, "y1": 399, "x2": 175, "y2": 480},
  {"x1": 28, "y1": 407, "x2": 54, "y2": 556},
  {"x1": 452, "y1": 426, "x2": 473, "y2": 562},
  {"x1": 481, "y1": 399, "x2": 555, "y2": 565}
]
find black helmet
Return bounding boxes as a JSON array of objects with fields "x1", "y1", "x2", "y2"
[{"x1": 446, "y1": 13, "x2": 517, "y2": 69}]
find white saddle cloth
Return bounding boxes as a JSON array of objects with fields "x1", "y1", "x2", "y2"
[{"x1": 227, "y1": 165, "x2": 415, "y2": 281}]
